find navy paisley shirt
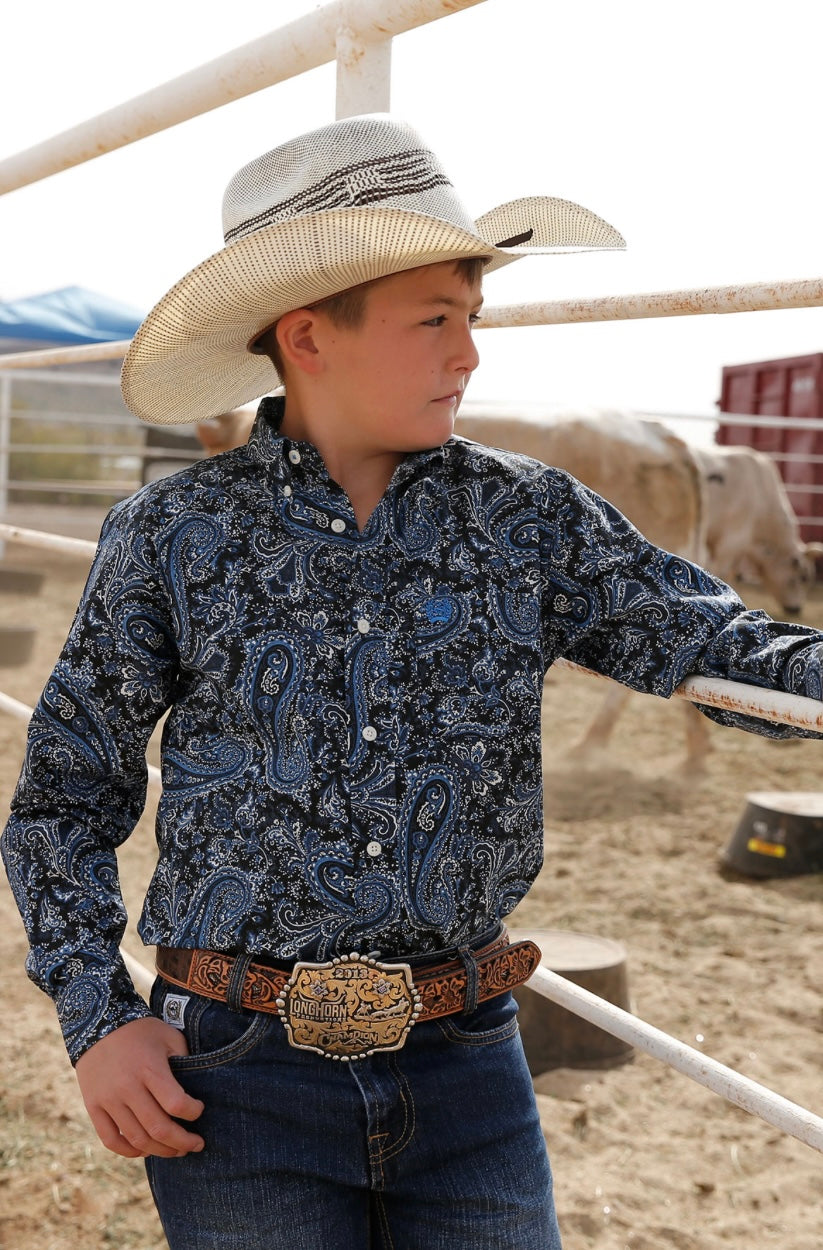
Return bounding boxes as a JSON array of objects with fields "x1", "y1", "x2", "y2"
[{"x1": 4, "y1": 396, "x2": 823, "y2": 1062}]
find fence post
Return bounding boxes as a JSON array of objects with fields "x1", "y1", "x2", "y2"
[{"x1": 336, "y1": 24, "x2": 392, "y2": 116}]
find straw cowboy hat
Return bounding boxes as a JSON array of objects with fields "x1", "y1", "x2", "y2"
[{"x1": 121, "y1": 114, "x2": 625, "y2": 426}]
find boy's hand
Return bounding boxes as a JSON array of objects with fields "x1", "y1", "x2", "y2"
[{"x1": 75, "y1": 1017, "x2": 206, "y2": 1158}]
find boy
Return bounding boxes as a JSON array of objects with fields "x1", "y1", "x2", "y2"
[{"x1": 3, "y1": 114, "x2": 823, "y2": 1249}]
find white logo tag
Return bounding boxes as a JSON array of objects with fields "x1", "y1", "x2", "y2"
[{"x1": 162, "y1": 993, "x2": 190, "y2": 1030}]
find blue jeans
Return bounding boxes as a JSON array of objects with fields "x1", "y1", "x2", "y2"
[{"x1": 146, "y1": 975, "x2": 561, "y2": 1249}]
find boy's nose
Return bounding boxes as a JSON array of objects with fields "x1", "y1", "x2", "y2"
[{"x1": 453, "y1": 328, "x2": 480, "y2": 374}]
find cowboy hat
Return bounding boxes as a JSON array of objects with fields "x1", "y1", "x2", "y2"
[{"x1": 121, "y1": 114, "x2": 625, "y2": 426}]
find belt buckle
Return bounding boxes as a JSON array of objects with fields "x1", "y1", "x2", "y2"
[{"x1": 276, "y1": 952, "x2": 422, "y2": 1061}]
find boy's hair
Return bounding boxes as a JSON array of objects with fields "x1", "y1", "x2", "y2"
[{"x1": 259, "y1": 256, "x2": 485, "y2": 381}]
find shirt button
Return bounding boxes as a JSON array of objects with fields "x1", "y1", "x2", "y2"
[
  {"x1": 282, "y1": 484, "x2": 292, "y2": 497},
  {"x1": 361, "y1": 725, "x2": 377, "y2": 742},
  {"x1": 366, "y1": 841, "x2": 382, "y2": 858},
  {"x1": 356, "y1": 618, "x2": 371, "y2": 633},
  {"x1": 331, "y1": 518, "x2": 346, "y2": 533},
  {"x1": 288, "y1": 449, "x2": 301, "y2": 464}
]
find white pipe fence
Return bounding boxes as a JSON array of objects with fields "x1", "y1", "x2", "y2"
[
  {"x1": 528, "y1": 966, "x2": 823, "y2": 1153},
  {"x1": 1, "y1": 0, "x2": 822, "y2": 1170},
  {"x1": 482, "y1": 276, "x2": 823, "y2": 328},
  {"x1": 0, "y1": 0, "x2": 483, "y2": 195},
  {"x1": 0, "y1": 342, "x2": 131, "y2": 369}
]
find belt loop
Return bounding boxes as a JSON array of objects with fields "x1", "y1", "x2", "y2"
[
  {"x1": 457, "y1": 946, "x2": 479, "y2": 1015},
  {"x1": 226, "y1": 953, "x2": 255, "y2": 1013}
]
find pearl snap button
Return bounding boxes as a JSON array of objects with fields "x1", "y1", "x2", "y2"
[
  {"x1": 356, "y1": 618, "x2": 371, "y2": 633},
  {"x1": 366, "y1": 841, "x2": 382, "y2": 857},
  {"x1": 282, "y1": 484, "x2": 292, "y2": 497},
  {"x1": 361, "y1": 725, "x2": 377, "y2": 741},
  {"x1": 330, "y1": 518, "x2": 346, "y2": 533},
  {"x1": 288, "y1": 449, "x2": 301, "y2": 464}
]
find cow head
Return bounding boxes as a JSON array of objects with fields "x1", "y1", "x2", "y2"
[{"x1": 753, "y1": 541, "x2": 823, "y2": 617}]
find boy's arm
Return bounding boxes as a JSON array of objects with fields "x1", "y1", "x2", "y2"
[
  {"x1": 541, "y1": 471, "x2": 823, "y2": 733},
  {"x1": 1, "y1": 502, "x2": 179, "y2": 1063}
]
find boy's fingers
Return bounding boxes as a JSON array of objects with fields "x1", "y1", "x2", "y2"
[
  {"x1": 125, "y1": 1111, "x2": 203, "y2": 1158},
  {"x1": 85, "y1": 1105, "x2": 144, "y2": 1159},
  {"x1": 98, "y1": 1092, "x2": 205, "y2": 1157},
  {"x1": 146, "y1": 1066, "x2": 205, "y2": 1123},
  {"x1": 125, "y1": 1084, "x2": 206, "y2": 1154}
]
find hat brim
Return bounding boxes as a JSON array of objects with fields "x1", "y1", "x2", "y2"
[{"x1": 122, "y1": 202, "x2": 624, "y2": 426}]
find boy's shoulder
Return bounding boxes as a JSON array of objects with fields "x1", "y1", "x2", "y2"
[
  {"x1": 106, "y1": 444, "x2": 254, "y2": 532},
  {"x1": 446, "y1": 430, "x2": 556, "y2": 485}
]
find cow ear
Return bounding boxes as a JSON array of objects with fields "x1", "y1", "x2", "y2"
[{"x1": 804, "y1": 541, "x2": 823, "y2": 556}]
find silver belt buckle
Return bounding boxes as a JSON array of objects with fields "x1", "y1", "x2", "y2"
[{"x1": 276, "y1": 952, "x2": 422, "y2": 1061}]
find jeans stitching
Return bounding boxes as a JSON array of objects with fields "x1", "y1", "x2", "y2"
[
  {"x1": 357, "y1": 1065, "x2": 386, "y2": 1189},
  {"x1": 435, "y1": 1017, "x2": 519, "y2": 1047},
  {"x1": 375, "y1": 1054, "x2": 415, "y2": 1164},
  {"x1": 372, "y1": 1193, "x2": 396, "y2": 1250},
  {"x1": 168, "y1": 1009, "x2": 271, "y2": 1070}
]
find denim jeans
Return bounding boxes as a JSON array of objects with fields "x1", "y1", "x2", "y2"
[{"x1": 146, "y1": 974, "x2": 561, "y2": 1249}]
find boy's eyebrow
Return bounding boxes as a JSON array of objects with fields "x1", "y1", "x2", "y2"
[{"x1": 418, "y1": 294, "x2": 484, "y2": 309}]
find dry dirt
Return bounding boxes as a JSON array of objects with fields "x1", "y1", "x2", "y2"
[{"x1": 0, "y1": 526, "x2": 821, "y2": 1250}]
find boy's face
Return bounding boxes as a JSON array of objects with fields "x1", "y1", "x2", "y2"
[{"x1": 315, "y1": 260, "x2": 483, "y2": 456}]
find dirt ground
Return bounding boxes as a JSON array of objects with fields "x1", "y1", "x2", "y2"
[{"x1": 0, "y1": 528, "x2": 821, "y2": 1250}]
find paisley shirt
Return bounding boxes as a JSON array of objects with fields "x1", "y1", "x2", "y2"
[{"x1": 4, "y1": 396, "x2": 823, "y2": 1062}]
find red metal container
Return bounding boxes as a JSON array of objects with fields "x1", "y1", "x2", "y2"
[{"x1": 718, "y1": 353, "x2": 823, "y2": 543}]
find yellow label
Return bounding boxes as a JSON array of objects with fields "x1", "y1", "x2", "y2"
[{"x1": 747, "y1": 837, "x2": 787, "y2": 858}]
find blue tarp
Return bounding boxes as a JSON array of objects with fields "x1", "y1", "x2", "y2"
[{"x1": 0, "y1": 285, "x2": 144, "y2": 346}]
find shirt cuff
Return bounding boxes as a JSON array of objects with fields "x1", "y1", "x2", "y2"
[{"x1": 54, "y1": 955, "x2": 154, "y2": 1065}]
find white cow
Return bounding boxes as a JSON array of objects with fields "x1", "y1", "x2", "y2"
[
  {"x1": 195, "y1": 406, "x2": 257, "y2": 454},
  {"x1": 692, "y1": 443, "x2": 823, "y2": 616}
]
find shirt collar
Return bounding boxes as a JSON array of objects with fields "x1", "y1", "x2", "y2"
[{"x1": 247, "y1": 394, "x2": 446, "y2": 490}]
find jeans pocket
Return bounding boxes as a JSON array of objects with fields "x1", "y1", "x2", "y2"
[
  {"x1": 437, "y1": 991, "x2": 520, "y2": 1046},
  {"x1": 151, "y1": 976, "x2": 272, "y2": 1070}
]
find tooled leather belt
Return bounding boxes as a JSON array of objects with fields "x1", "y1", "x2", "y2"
[{"x1": 155, "y1": 931, "x2": 542, "y2": 1061}]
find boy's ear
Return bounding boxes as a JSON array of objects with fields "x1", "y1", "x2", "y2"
[{"x1": 276, "y1": 308, "x2": 324, "y2": 377}]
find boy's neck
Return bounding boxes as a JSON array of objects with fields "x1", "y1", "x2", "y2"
[{"x1": 280, "y1": 397, "x2": 404, "y2": 531}]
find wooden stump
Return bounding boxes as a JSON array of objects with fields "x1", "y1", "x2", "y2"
[
  {"x1": 722, "y1": 791, "x2": 823, "y2": 878},
  {"x1": 0, "y1": 564, "x2": 43, "y2": 665},
  {"x1": 511, "y1": 929, "x2": 634, "y2": 1074},
  {"x1": 0, "y1": 625, "x2": 37, "y2": 666},
  {"x1": 0, "y1": 567, "x2": 45, "y2": 596}
]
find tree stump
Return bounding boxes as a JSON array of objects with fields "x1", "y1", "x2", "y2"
[
  {"x1": 0, "y1": 568, "x2": 45, "y2": 595},
  {"x1": 511, "y1": 928, "x2": 634, "y2": 1074},
  {"x1": 0, "y1": 625, "x2": 37, "y2": 666},
  {"x1": 722, "y1": 791, "x2": 823, "y2": 878}
]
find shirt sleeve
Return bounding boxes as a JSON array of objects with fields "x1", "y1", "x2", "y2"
[
  {"x1": 539, "y1": 470, "x2": 823, "y2": 738},
  {"x1": 1, "y1": 499, "x2": 179, "y2": 1063}
]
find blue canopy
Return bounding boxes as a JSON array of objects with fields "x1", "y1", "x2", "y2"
[{"x1": 0, "y1": 285, "x2": 144, "y2": 347}]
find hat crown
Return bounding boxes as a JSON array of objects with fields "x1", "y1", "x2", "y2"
[{"x1": 222, "y1": 114, "x2": 478, "y2": 245}]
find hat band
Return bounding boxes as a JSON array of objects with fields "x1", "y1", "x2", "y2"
[{"x1": 225, "y1": 147, "x2": 455, "y2": 243}]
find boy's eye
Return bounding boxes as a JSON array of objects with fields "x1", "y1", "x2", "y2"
[{"x1": 422, "y1": 313, "x2": 482, "y2": 327}]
